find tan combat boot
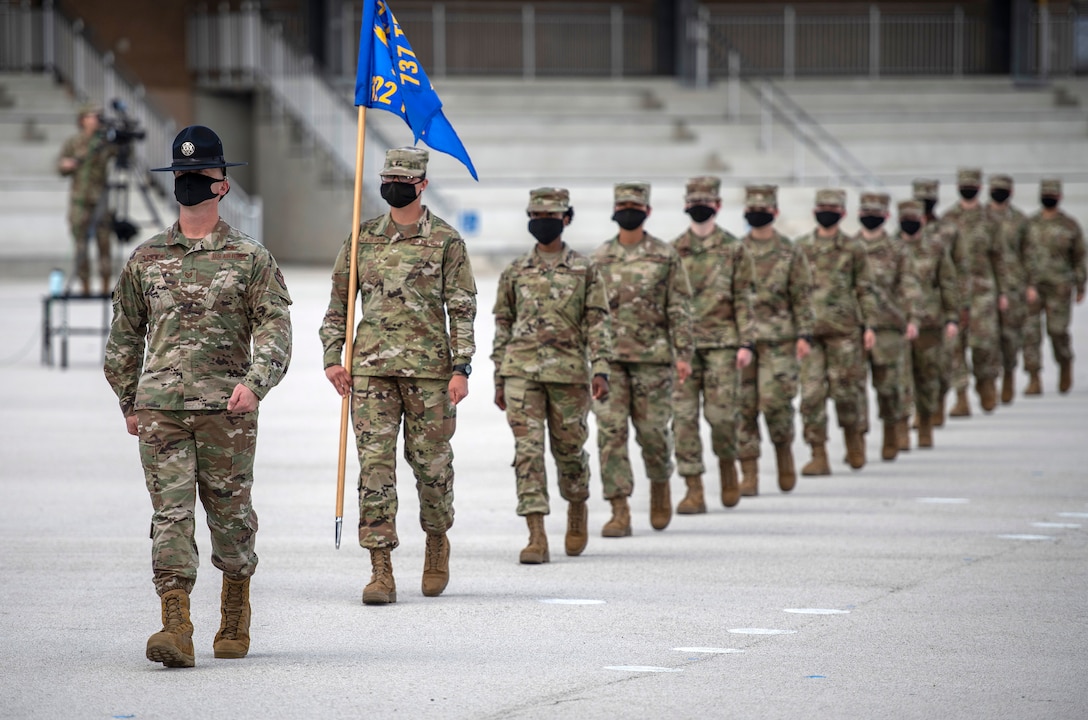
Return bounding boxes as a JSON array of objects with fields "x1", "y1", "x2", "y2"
[
  {"x1": 801, "y1": 443, "x2": 831, "y2": 476},
  {"x1": 949, "y1": 389, "x2": 971, "y2": 417},
  {"x1": 520, "y1": 514, "x2": 549, "y2": 564},
  {"x1": 845, "y1": 426, "x2": 866, "y2": 470},
  {"x1": 977, "y1": 378, "x2": 997, "y2": 413},
  {"x1": 422, "y1": 533, "x2": 450, "y2": 596},
  {"x1": 1024, "y1": 370, "x2": 1042, "y2": 396},
  {"x1": 917, "y1": 413, "x2": 934, "y2": 448},
  {"x1": 933, "y1": 395, "x2": 946, "y2": 427},
  {"x1": 1001, "y1": 369, "x2": 1015, "y2": 404},
  {"x1": 881, "y1": 421, "x2": 898, "y2": 461},
  {"x1": 649, "y1": 480, "x2": 672, "y2": 530},
  {"x1": 1059, "y1": 359, "x2": 1073, "y2": 393},
  {"x1": 213, "y1": 576, "x2": 251, "y2": 659},
  {"x1": 676, "y1": 476, "x2": 706, "y2": 514},
  {"x1": 601, "y1": 497, "x2": 632, "y2": 537},
  {"x1": 362, "y1": 548, "x2": 396, "y2": 605},
  {"x1": 739, "y1": 459, "x2": 759, "y2": 497},
  {"x1": 146, "y1": 588, "x2": 196, "y2": 668},
  {"x1": 720, "y1": 458, "x2": 741, "y2": 507},
  {"x1": 774, "y1": 442, "x2": 796, "y2": 492},
  {"x1": 565, "y1": 501, "x2": 588, "y2": 556},
  {"x1": 897, "y1": 418, "x2": 911, "y2": 452}
]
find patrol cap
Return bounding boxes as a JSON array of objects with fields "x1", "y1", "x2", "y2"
[
  {"x1": 989, "y1": 173, "x2": 1014, "y2": 190},
  {"x1": 1041, "y1": 178, "x2": 1062, "y2": 197},
  {"x1": 614, "y1": 181, "x2": 651, "y2": 206},
  {"x1": 382, "y1": 147, "x2": 429, "y2": 178},
  {"x1": 897, "y1": 199, "x2": 923, "y2": 218},
  {"x1": 815, "y1": 188, "x2": 846, "y2": 207},
  {"x1": 957, "y1": 167, "x2": 983, "y2": 187},
  {"x1": 744, "y1": 184, "x2": 778, "y2": 209},
  {"x1": 912, "y1": 178, "x2": 939, "y2": 201},
  {"x1": 527, "y1": 187, "x2": 570, "y2": 213},
  {"x1": 859, "y1": 191, "x2": 890, "y2": 213},
  {"x1": 150, "y1": 125, "x2": 247, "y2": 172},
  {"x1": 684, "y1": 176, "x2": 721, "y2": 203},
  {"x1": 76, "y1": 102, "x2": 102, "y2": 119}
]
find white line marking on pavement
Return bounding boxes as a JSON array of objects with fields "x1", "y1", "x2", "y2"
[
  {"x1": 997, "y1": 534, "x2": 1056, "y2": 541},
  {"x1": 538, "y1": 598, "x2": 606, "y2": 605},
  {"x1": 672, "y1": 647, "x2": 744, "y2": 654},
  {"x1": 1057, "y1": 512, "x2": 1088, "y2": 518},
  {"x1": 916, "y1": 497, "x2": 970, "y2": 504},
  {"x1": 728, "y1": 628, "x2": 797, "y2": 635},
  {"x1": 1032, "y1": 522, "x2": 1081, "y2": 529},
  {"x1": 604, "y1": 666, "x2": 682, "y2": 673},
  {"x1": 783, "y1": 608, "x2": 850, "y2": 615}
]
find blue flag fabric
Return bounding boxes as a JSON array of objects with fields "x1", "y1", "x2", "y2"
[{"x1": 355, "y1": 0, "x2": 478, "y2": 180}]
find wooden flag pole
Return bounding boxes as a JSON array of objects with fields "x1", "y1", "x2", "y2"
[{"x1": 336, "y1": 105, "x2": 368, "y2": 549}]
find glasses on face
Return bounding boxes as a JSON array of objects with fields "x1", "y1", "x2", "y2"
[{"x1": 380, "y1": 174, "x2": 423, "y2": 185}]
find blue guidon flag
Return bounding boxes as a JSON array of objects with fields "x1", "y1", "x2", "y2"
[{"x1": 355, "y1": 0, "x2": 478, "y2": 180}]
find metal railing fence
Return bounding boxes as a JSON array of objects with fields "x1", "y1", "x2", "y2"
[{"x1": 0, "y1": 0, "x2": 262, "y2": 241}]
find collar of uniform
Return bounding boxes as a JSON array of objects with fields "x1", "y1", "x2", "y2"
[
  {"x1": 376, "y1": 206, "x2": 433, "y2": 241},
  {"x1": 166, "y1": 218, "x2": 232, "y2": 251},
  {"x1": 603, "y1": 231, "x2": 654, "y2": 259},
  {"x1": 529, "y1": 242, "x2": 573, "y2": 268}
]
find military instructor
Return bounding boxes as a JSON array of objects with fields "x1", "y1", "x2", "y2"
[{"x1": 104, "y1": 126, "x2": 293, "y2": 668}]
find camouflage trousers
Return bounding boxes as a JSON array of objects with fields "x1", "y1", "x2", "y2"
[
  {"x1": 502, "y1": 376, "x2": 591, "y2": 516},
  {"x1": 594, "y1": 361, "x2": 675, "y2": 499},
  {"x1": 911, "y1": 327, "x2": 945, "y2": 418},
  {"x1": 673, "y1": 347, "x2": 740, "y2": 477},
  {"x1": 135, "y1": 409, "x2": 259, "y2": 597},
  {"x1": 351, "y1": 375, "x2": 455, "y2": 549},
  {"x1": 864, "y1": 330, "x2": 908, "y2": 423},
  {"x1": 69, "y1": 199, "x2": 112, "y2": 288},
  {"x1": 1000, "y1": 290, "x2": 1028, "y2": 373},
  {"x1": 737, "y1": 340, "x2": 798, "y2": 460},
  {"x1": 952, "y1": 292, "x2": 1001, "y2": 388},
  {"x1": 801, "y1": 333, "x2": 866, "y2": 444},
  {"x1": 900, "y1": 339, "x2": 914, "y2": 421},
  {"x1": 1023, "y1": 284, "x2": 1075, "y2": 371}
]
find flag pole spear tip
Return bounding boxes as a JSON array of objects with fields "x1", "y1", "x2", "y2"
[{"x1": 335, "y1": 517, "x2": 343, "y2": 550}]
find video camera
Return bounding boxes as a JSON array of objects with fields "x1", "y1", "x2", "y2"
[{"x1": 100, "y1": 99, "x2": 145, "y2": 164}]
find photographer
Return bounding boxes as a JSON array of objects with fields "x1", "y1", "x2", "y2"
[{"x1": 57, "y1": 102, "x2": 118, "y2": 296}]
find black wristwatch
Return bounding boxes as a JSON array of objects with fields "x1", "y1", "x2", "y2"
[{"x1": 453, "y1": 363, "x2": 472, "y2": 377}]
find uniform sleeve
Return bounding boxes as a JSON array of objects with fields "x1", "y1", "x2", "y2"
[
  {"x1": 666, "y1": 252, "x2": 694, "y2": 364},
  {"x1": 318, "y1": 235, "x2": 353, "y2": 369},
  {"x1": 443, "y1": 236, "x2": 477, "y2": 367},
  {"x1": 938, "y1": 245, "x2": 961, "y2": 324},
  {"x1": 899, "y1": 249, "x2": 924, "y2": 328},
  {"x1": 989, "y1": 220, "x2": 1010, "y2": 297},
  {"x1": 583, "y1": 263, "x2": 614, "y2": 377},
  {"x1": 102, "y1": 260, "x2": 148, "y2": 416},
  {"x1": 853, "y1": 242, "x2": 880, "y2": 328},
  {"x1": 490, "y1": 266, "x2": 516, "y2": 386},
  {"x1": 1071, "y1": 219, "x2": 1087, "y2": 293},
  {"x1": 242, "y1": 251, "x2": 293, "y2": 400},
  {"x1": 57, "y1": 137, "x2": 77, "y2": 176},
  {"x1": 734, "y1": 244, "x2": 757, "y2": 347},
  {"x1": 790, "y1": 247, "x2": 816, "y2": 338}
]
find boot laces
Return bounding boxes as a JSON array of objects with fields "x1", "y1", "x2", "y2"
[
  {"x1": 425, "y1": 535, "x2": 444, "y2": 571},
  {"x1": 371, "y1": 549, "x2": 391, "y2": 576},
  {"x1": 568, "y1": 503, "x2": 585, "y2": 532},
  {"x1": 163, "y1": 593, "x2": 185, "y2": 630},
  {"x1": 220, "y1": 582, "x2": 245, "y2": 638}
]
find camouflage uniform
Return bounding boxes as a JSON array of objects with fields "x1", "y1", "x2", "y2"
[
  {"x1": 941, "y1": 169, "x2": 1009, "y2": 406},
  {"x1": 319, "y1": 149, "x2": 477, "y2": 550},
  {"x1": 58, "y1": 110, "x2": 118, "y2": 293},
  {"x1": 737, "y1": 186, "x2": 814, "y2": 462},
  {"x1": 1024, "y1": 178, "x2": 1087, "y2": 387},
  {"x1": 856, "y1": 192, "x2": 922, "y2": 428},
  {"x1": 796, "y1": 189, "x2": 880, "y2": 450},
  {"x1": 986, "y1": 174, "x2": 1031, "y2": 398},
  {"x1": 671, "y1": 177, "x2": 755, "y2": 479},
  {"x1": 591, "y1": 182, "x2": 693, "y2": 501},
  {"x1": 104, "y1": 219, "x2": 293, "y2": 596},
  {"x1": 899, "y1": 201, "x2": 960, "y2": 422},
  {"x1": 492, "y1": 189, "x2": 613, "y2": 516}
]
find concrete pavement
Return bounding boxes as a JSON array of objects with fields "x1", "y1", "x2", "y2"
[{"x1": 1, "y1": 264, "x2": 1086, "y2": 719}]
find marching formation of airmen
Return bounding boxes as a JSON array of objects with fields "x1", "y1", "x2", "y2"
[{"x1": 491, "y1": 170, "x2": 1087, "y2": 564}]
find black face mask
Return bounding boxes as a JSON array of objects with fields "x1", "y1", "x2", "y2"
[
  {"x1": 1041, "y1": 196, "x2": 1059, "y2": 209},
  {"x1": 744, "y1": 210, "x2": 774, "y2": 229},
  {"x1": 612, "y1": 208, "x2": 647, "y2": 231},
  {"x1": 815, "y1": 210, "x2": 842, "y2": 229},
  {"x1": 859, "y1": 215, "x2": 885, "y2": 231},
  {"x1": 686, "y1": 205, "x2": 716, "y2": 223},
  {"x1": 990, "y1": 189, "x2": 1011, "y2": 204},
  {"x1": 528, "y1": 218, "x2": 564, "y2": 244},
  {"x1": 900, "y1": 220, "x2": 922, "y2": 236},
  {"x1": 959, "y1": 187, "x2": 979, "y2": 201},
  {"x1": 381, "y1": 181, "x2": 419, "y2": 209},
  {"x1": 923, "y1": 199, "x2": 937, "y2": 216},
  {"x1": 174, "y1": 172, "x2": 220, "y2": 207}
]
